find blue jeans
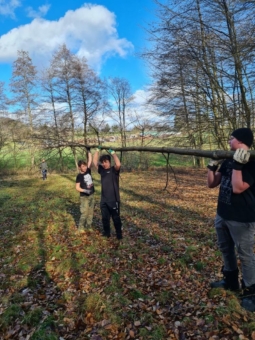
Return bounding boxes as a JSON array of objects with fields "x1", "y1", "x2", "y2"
[
  {"x1": 215, "y1": 214, "x2": 255, "y2": 287},
  {"x1": 42, "y1": 169, "x2": 47, "y2": 180}
]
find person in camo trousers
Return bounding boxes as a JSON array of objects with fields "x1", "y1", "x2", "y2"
[
  {"x1": 93, "y1": 146, "x2": 122, "y2": 240},
  {"x1": 207, "y1": 127, "x2": 255, "y2": 312},
  {"x1": 75, "y1": 147, "x2": 95, "y2": 231}
]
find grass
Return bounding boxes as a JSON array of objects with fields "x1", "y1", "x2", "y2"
[
  {"x1": 23, "y1": 308, "x2": 43, "y2": 326},
  {"x1": 30, "y1": 316, "x2": 58, "y2": 340},
  {"x1": 0, "y1": 304, "x2": 22, "y2": 329},
  {"x1": 194, "y1": 261, "x2": 206, "y2": 271},
  {"x1": 0, "y1": 169, "x2": 255, "y2": 339}
]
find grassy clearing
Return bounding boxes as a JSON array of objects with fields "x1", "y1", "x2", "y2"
[{"x1": 0, "y1": 169, "x2": 254, "y2": 339}]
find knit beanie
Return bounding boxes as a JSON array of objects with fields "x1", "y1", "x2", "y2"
[{"x1": 231, "y1": 128, "x2": 254, "y2": 147}]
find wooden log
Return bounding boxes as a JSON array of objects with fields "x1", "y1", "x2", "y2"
[{"x1": 53, "y1": 143, "x2": 255, "y2": 159}]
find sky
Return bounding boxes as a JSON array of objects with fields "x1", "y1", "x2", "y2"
[{"x1": 0, "y1": 0, "x2": 158, "y2": 107}]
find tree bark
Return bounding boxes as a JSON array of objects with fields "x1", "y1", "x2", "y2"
[{"x1": 56, "y1": 143, "x2": 255, "y2": 160}]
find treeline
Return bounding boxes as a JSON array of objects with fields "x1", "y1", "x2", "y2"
[
  {"x1": 143, "y1": 0, "x2": 255, "y2": 155},
  {"x1": 1, "y1": 1, "x2": 255, "y2": 171},
  {"x1": 0, "y1": 45, "x2": 136, "y2": 170}
]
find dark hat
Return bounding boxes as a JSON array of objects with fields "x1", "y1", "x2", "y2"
[{"x1": 231, "y1": 128, "x2": 254, "y2": 147}]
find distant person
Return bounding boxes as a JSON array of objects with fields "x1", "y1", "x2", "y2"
[
  {"x1": 75, "y1": 147, "x2": 95, "y2": 231},
  {"x1": 93, "y1": 146, "x2": 122, "y2": 240},
  {"x1": 40, "y1": 159, "x2": 48, "y2": 180},
  {"x1": 207, "y1": 127, "x2": 255, "y2": 312}
]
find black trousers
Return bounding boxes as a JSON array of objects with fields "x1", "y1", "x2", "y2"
[{"x1": 100, "y1": 201, "x2": 122, "y2": 239}]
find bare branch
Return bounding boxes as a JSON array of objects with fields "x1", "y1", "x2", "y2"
[{"x1": 47, "y1": 142, "x2": 255, "y2": 159}]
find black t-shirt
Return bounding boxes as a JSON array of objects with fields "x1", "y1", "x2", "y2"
[
  {"x1": 217, "y1": 159, "x2": 255, "y2": 222},
  {"x1": 76, "y1": 168, "x2": 95, "y2": 197},
  {"x1": 98, "y1": 165, "x2": 120, "y2": 202}
]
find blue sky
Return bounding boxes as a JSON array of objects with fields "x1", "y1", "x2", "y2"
[{"x1": 0, "y1": 0, "x2": 157, "y2": 99}]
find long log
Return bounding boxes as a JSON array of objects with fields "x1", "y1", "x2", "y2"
[{"x1": 63, "y1": 143, "x2": 255, "y2": 159}]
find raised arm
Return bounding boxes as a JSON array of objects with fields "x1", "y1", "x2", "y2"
[
  {"x1": 86, "y1": 147, "x2": 92, "y2": 168},
  {"x1": 108, "y1": 148, "x2": 121, "y2": 171},
  {"x1": 207, "y1": 159, "x2": 222, "y2": 188},
  {"x1": 92, "y1": 146, "x2": 101, "y2": 170}
]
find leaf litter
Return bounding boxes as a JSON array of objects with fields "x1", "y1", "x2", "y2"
[{"x1": 0, "y1": 168, "x2": 254, "y2": 339}]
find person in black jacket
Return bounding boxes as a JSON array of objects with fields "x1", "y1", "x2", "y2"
[
  {"x1": 207, "y1": 128, "x2": 255, "y2": 312},
  {"x1": 93, "y1": 146, "x2": 122, "y2": 240}
]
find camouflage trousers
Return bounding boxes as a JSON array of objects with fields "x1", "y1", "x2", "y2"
[{"x1": 78, "y1": 194, "x2": 95, "y2": 229}]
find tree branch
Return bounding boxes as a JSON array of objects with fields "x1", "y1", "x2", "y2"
[{"x1": 53, "y1": 143, "x2": 255, "y2": 159}]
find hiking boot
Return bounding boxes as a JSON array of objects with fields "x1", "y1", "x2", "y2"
[
  {"x1": 210, "y1": 267, "x2": 240, "y2": 291},
  {"x1": 241, "y1": 284, "x2": 255, "y2": 312}
]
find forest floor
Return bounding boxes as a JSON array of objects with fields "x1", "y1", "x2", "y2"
[{"x1": 0, "y1": 168, "x2": 255, "y2": 340}]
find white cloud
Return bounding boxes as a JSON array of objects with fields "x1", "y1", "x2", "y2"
[
  {"x1": 131, "y1": 88, "x2": 165, "y2": 124},
  {"x1": 26, "y1": 4, "x2": 51, "y2": 19},
  {"x1": 133, "y1": 89, "x2": 149, "y2": 106},
  {"x1": 0, "y1": 0, "x2": 21, "y2": 18},
  {"x1": 0, "y1": 4, "x2": 133, "y2": 72}
]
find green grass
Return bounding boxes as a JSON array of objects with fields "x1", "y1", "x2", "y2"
[
  {"x1": 0, "y1": 304, "x2": 24, "y2": 330},
  {"x1": 151, "y1": 153, "x2": 194, "y2": 167},
  {"x1": 23, "y1": 308, "x2": 43, "y2": 326},
  {"x1": 30, "y1": 316, "x2": 58, "y2": 340},
  {"x1": 194, "y1": 261, "x2": 206, "y2": 271}
]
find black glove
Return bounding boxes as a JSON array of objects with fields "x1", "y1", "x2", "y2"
[{"x1": 85, "y1": 146, "x2": 91, "y2": 152}]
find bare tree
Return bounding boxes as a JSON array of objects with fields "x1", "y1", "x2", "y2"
[
  {"x1": 142, "y1": 0, "x2": 255, "y2": 154},
  {"x1": 73, "y1": 57, "x2": 108, "y2": 145},
  {"x1": 40, "y1": 68, "x2": 66, "y2": 170},
  {"x1": 49, "y1": 44, "x2": 79, "y2": 166},
  {"x1": 9, "y1": 50, "x2": 38, "y2": 167},
  {"x1": 107, "y1": 77, "x2": 134, "y2": 147},
  {"x1": 0, "y1": 81, "x2": 7, "y2": 111},
  {"x1": 0, "y1": 81, "x2": 8, "y2": 151}
]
